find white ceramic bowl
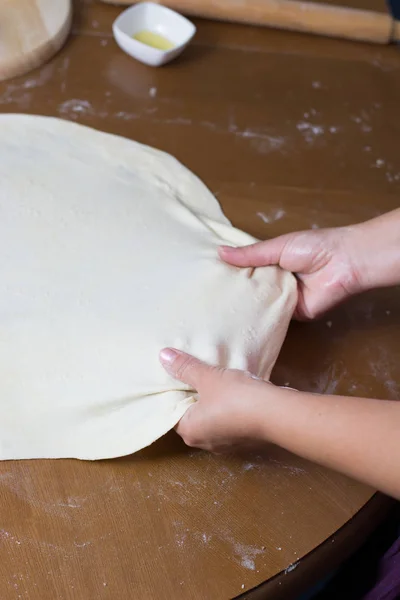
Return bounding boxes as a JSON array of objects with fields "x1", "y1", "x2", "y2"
[{"x1": 112, "y1": 2, "x2": 196, "y2": 67}]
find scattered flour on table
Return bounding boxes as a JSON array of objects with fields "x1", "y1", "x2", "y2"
[
  {"x1": 267, "y1": 458, "x2": 306, "y2": 475},
  {"x1": 257, "y1": 209, "x2": 285, "y2": 224},
  {"x1": 242, "y1": 462, "x2": 257, "y2": 472},
  {"x1": 368, "y1": 346, "x2": 400, "y2": 399},
  {"x1": 0, "y1": 529, "x2": 22, "y2": 545},
  {"x1": 201, "y1": 533, "x2": 212, "y2": 544},
  {"x1": 58, "y1": 99, "x2": 95, "y2": 118},
  {"x1": 58, "y1": 495, "x2": 85, "y2": 509},
  {"x1": 296, "y1": 121, "x2": 324, "y2": 143},
  {"x1": 227, "y1": 539, "x2": 265, "y2": 571},
  {"x1": 0, "y1": 63, "x2": 55, "y2": 108},
  {"x1": 237, "y1": 128, "x2": 286, "y2": 148},
  {"x1": 386, "y1": 172, "x2": 400, "y2": 183},
  {"x1": 175, "y1": 532, "x2": 187, "y2": 548},
  {"x1": 351, "y1": 111, "x2": 372, "y2": 133},
  {"x1": 113, "y1": 111, "x2": 140, "y2": 120},
  {"x1": 370, "y1": 158, "x2": 400, "y2": 183},
  {"x1": 74, "y1": 540, "x2": 92, "y2": 548},
  {"x1": 227, "y1": 111, "x2": 287, "y2": 152}
]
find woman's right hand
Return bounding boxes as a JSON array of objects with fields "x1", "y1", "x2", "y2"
[
  {"x1": 220, "y1": 208, "x2": 400, "y2": 320},
  {"x1": 219, "y1": 226, "x2": 363, "y2": 320}
]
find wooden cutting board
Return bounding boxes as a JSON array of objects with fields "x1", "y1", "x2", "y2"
[
  {"x1": 99, "y1": 0, "x2": 400, "y2": 44},
  {"x1": 0, "y1": 0, "x2": 73, "y2": 82}
]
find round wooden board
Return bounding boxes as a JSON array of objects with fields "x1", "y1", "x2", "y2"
[
  {"x1": 0, "y1": 1, "x2": 400, "y2": 598},
  {"x1": 0, "y1": 0, "x2": 72, "y2": 82}
]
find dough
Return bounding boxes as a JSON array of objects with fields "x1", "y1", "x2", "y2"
[{"x1": 0, "y1": 114, "x2": 297, "y2": 460}]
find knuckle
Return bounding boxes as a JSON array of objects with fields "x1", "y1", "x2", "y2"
[
  {"x1": 180, "y1": 429, "x2": 197, "y2": 447},
  {"x1": 184, "y1": 436, "x2": 197, "y2": 448},
  {"x1": 243, "y1": 370, "x2": 262, "y2": 381},
  {"x1": 175, "y1": 355, "x2": 197, "y2": 381},
  {"x1": 222, "y1": 367, "x2": 244, "y2": 382}
]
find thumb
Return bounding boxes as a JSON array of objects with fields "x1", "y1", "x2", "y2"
[
  {"x1": 219, "y1": 236, "x2": 290, "y2": 268},
  {"x1": 159, "y1": 348, "x2": 214, "y2": 389}
]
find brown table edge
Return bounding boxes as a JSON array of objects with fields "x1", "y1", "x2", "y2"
[{"x1": 237, "y1": 493, "x2": 394, "y2": 600}]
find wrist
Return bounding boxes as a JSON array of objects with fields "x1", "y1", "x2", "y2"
[
  {"x1": 341, "y1": 223, "x2": 370, "y2": 294},
  {"x1": 249, "y1": 383, "x2": 296, "y2": 443},
  {"x1": 347, "y1": 209, "x2": 400, "y2": 292}
]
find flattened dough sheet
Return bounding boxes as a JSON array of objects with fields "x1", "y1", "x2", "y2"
[{"x1": 0, "y1": 114, "x2": 297, "y2": 460}]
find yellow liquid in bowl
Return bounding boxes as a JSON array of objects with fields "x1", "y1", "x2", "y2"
[{"x1": 133, "y1": 30, "x2": 175, "y2": 50}]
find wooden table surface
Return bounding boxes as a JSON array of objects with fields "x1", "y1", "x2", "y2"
[{"x1": 0, "y1": 2, "x2": 399, "y2": 599}]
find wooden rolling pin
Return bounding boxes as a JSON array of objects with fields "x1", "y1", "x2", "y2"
[{"x1": 100, "y1": 0, "x2": 400, "y2": 44}]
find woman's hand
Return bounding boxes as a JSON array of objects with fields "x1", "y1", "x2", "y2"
[
  {"x1": 159, "y1": 348, "x2": 274, "y2": 453},
  {"x1": 219, "y1": 227, "x2": 361, "y2": 320},
  {"x1": 220, "y1": 208, "x2": 400, "y2": 320},
  {"x1": 160, "y1": 348, "x2": 400, "y2": 499}
]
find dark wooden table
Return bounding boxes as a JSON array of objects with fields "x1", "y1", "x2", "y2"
[{"x1": 0, "y1": 2, "x2": 399, "y2": 598}]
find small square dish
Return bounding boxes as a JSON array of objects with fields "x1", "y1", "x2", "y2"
[{"x1": 112, "y1": 2, "x2": 196, "y2": 67}]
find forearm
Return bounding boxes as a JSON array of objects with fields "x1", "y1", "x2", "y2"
[
  {"x1": 257, "y1": 387, "x2": 400, "y2": 499},
  {"x1": 351, "y1": 208, "x2": 400, "y2": 291}
]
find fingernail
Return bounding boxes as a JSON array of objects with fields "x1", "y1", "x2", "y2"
[
  {"x1": 160, "y1": 348, "x2": 180, "y2": 365},
  {"x1": 219, "y1": 246, "x2": 236, "y2": 254}
]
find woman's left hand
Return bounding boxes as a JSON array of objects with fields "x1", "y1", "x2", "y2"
[{"x1": 159, "y1": 348, "x2": 273, "y2": 453}]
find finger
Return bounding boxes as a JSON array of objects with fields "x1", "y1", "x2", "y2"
[
  {"x1": 176, "y1": 404, "x2": 212, "y2": 451},
  {"x1": 175, "y1": 403, "x2": 196, "y2": 442},
  {"x1": 159, "y1": 348, "x2": 215, "y2": 389},
  {"x1": 218, "y1": 236, "x2": 291, "y2": 268}
]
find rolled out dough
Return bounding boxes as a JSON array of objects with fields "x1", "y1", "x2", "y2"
[{"x1": 0, "y1": 114, "x2": 297, "y2": 460}]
